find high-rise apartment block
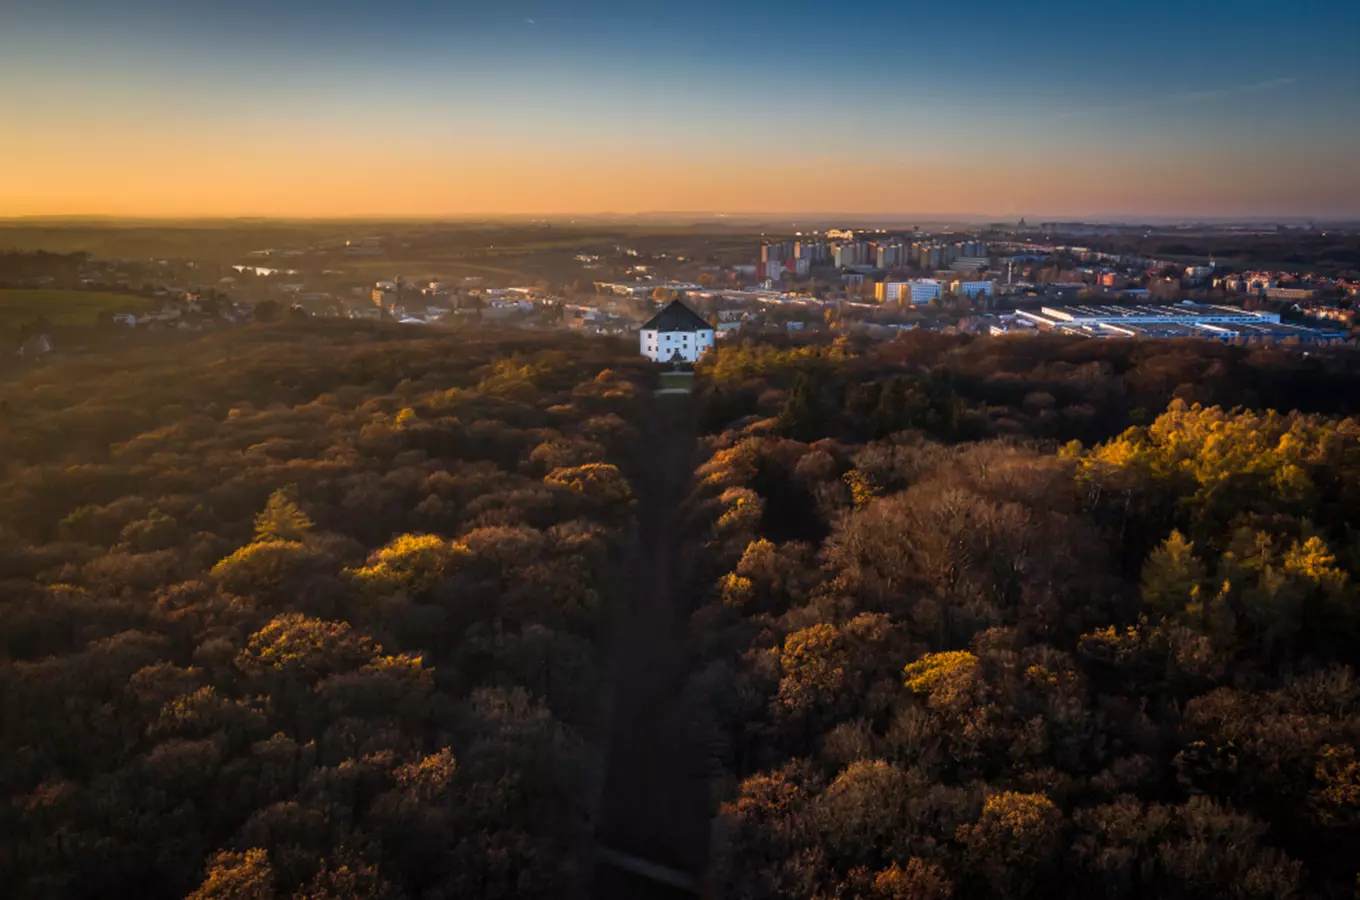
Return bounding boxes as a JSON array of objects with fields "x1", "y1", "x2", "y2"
[
  {"x1": 909, "y1": 280, "x2": 943, "y2": 304},
  {"x1": 833, "y1": 242, "x2": 867, "y2": 268},
  {"x1": 876, "y1": 244, "x2": 904, "y2": 269},
  {"x1": 875, "y1": 279, "x2": 945, "y2": 304},
  {"x1": 952, "y1": 280, "x2": 996, "y2": 299},
  {"x1": 874, "y1": 281, "x2": 909, "y2": 303}
]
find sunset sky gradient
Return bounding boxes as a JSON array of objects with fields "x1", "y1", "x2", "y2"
[{"x1": 4, "y1": 0, "x2": 1359, "y2": 220}]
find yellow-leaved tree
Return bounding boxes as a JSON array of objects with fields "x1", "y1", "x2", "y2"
[
  {"x1": 350, "y1": 534, "x2": 470, "y2": 596},
  {"x1": 253, "y1": 486, "x2": 313, "y2": 543},
  {"x1": 1141, "y1": 530, "x2": 1205, "y2": 618},
  {"x1": 187, "y1": 848, "x2": 276, "y2": 900}
]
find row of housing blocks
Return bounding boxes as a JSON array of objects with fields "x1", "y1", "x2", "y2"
[
  {"x1": 760, "y1": 238, "x2": 988, "y2": 276},
  {"x1": 875, "y1": 279, "x2": 997, "y2": 304}
]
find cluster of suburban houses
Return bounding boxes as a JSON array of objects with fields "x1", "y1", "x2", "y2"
[{"x1": 11, "y1": 291, "x2": 257, "y2": 363}]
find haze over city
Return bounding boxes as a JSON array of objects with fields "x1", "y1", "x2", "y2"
[{"x1": 4, "y1": 0, "x2": 1360, "y2": 220}]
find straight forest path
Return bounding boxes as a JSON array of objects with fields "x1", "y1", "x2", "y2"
[{"x1": 591, "y1": 393, "x2": 712, "y2": 899}]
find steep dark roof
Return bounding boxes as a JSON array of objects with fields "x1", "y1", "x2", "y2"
[{"x1": 641, "y1": 299, "x2": 711, "y2": 333}]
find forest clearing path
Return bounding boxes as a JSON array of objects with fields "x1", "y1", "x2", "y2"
[{"x1": 591, "y1": 393, "x2": 712, "y2": 899}]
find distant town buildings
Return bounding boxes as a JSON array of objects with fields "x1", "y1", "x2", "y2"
[
  {"x1": 1019, "y1": 302, "x2": 1342, "y2": 343},
  {"x1": 1265, "y1": 286, "x2": 1317, "y2": 302},
  {"x1": 17, "y1": 333, "x2": 53, "y2": 359},
  {"x1": 1022, "y1": 302, "x2": 1280, "y2": 329},
  {"x1": 952, "y1": 280, "x2": 996, "y2": 300},
  {"x1": 23, "y1": 225, "x2": 1354, "y2": 369},
  {"x1": 874, "y1": 282, "x2": 911, "y2": 304},
  {"x1": 756, "y1": 236, "x2": 993, "y2": 282},
  {"x1": 795, "y1": 240, "x2": 828, "y2": 264},
  {"x1": 872, "y1": 279, "x2": 968, "y2": 305},
  {"x1": 596, "y1": 281, "x2": 701, "y2": 297},
  {"x1": 833, "y1": 242, "x2": 867, "y2": 268},
  {"x1": 908, "y1": 280, "x2": 944, "y2": 304}
]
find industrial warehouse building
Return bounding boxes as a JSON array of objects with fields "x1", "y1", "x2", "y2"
[{"x1": 1017, "y1": 302, "x2": 1342, "y2": 343}]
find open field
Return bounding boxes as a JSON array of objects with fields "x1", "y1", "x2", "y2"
[
  {"x1": 336, "y1": 258, "x2": 541, "y2": 282},
  {"x1": 0, "y1": 219, "x2": 764, "y2": 265},
  {"x1": 0, "y1": 289, "x2": 147, "y2": 328},
  {"x1": 0, "y1": 222, "x2": 369, "y2": 260},
  {"x1": 1081, "y1": 233, "x2": 1360, "y2": 275},
  {"x1": 0, "y1": 221, "x2": 628, "y2": 262},
  {"x1": 658, "y1": 371, "x2": 695, "y2": 392}
]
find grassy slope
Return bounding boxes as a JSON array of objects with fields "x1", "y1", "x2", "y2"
[{"x1": 0, "y1": 289, "x2": 148, "y2": 328}]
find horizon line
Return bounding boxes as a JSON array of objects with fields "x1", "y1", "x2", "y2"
[{"x1": 3, "y1": 212, "x2": 1359, "y2": 226}]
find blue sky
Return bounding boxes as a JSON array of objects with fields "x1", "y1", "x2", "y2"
[{"x1": 3, "y1": 0, "x2": 1358, "y2": 218}]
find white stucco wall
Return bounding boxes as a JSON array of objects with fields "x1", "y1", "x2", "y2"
[{"x1": 640, "y1": 328, "x2": 714, "y2": 363}]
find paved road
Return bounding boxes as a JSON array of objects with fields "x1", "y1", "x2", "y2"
[{"x1": 592, "y1": 395, "x2": 712, "y2": 899}]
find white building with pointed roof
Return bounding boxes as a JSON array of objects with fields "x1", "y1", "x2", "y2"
[{"x1": 639, "y1": 299, "x2": 714, "y2": 363}]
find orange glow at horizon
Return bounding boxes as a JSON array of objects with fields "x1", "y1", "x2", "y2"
[
  {"x1": 3, "y1": 128, "x2": 1357, "y2": 220},
  {"x1": 5, "y1": 0, "x2": 1359, "y2": 222}
]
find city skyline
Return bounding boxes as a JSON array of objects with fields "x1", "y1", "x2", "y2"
[{"x1": 4, "y1": 0, "x2": 1359, "y2": 219}]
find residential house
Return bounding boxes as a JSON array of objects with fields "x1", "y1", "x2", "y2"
[{"x1": 17, "y1": 334, "x2": 53, "y2": 359}]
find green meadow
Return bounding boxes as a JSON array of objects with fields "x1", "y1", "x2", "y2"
[{"x1": 0, "y1": 289, "x2": 147, "y2": 328}]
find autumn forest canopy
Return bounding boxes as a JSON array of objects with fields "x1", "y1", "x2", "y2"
[
  {"x1": 1, "y1": 324, "x2": 652, "y2": 899},
  {"x1": 4, "y1": 323, "x2": 1360, "y2": 898}
]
